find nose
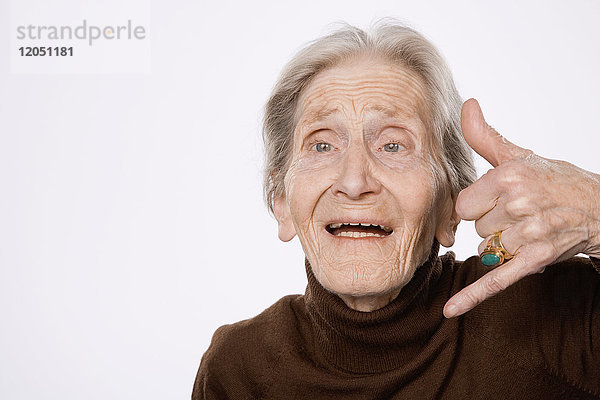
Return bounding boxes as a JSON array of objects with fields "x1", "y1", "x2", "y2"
[{"x1": 331, "y1": 146, "x2": 382, "y2": 200}]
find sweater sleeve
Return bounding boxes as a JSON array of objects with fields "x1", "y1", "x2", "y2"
[
  {"x1": 464, "y1": 256, "x2": 600, "y2": 397},
  {"x1": 191, "y1": 295, "x2": 301, "y2": 400},
  {"x1": 536, "y1": 257, "x2": 600, "y2": 395},
  {"x1": 192, "y1": 325, "x2": 234, "y2": 400},
  {"x1": 191, "y1": 321, "x2": 268, "y2": 400}
]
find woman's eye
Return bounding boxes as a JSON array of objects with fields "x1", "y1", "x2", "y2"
[
  {"x1": 382, "y1": 143, "x2": 403, "y2": 153},
  {"x1": 314, "y1": 142, "x2": 332, "y2": 152}
]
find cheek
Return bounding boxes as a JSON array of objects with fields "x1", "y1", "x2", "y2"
[
  {"x1": 285, "y1": 149, "x2": 343, "y2": 191},
  {"x1": 284, "y1": 156, "x2": 338, "y2": 223},
  {"x1": 381, "y1": 164, "x2": 437, "y2": 217}
]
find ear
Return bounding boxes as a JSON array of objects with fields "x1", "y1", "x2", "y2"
[
  {"x1": 273, "y1": 194, "x2": 296, "y2": 242},
  {"x1": 435, "y1": 192, "x2": 460, "y2": 248}
]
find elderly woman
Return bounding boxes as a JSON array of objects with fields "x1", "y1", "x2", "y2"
[{"x1": 193, "y1": 22, "x2": 600, "y2": 399}]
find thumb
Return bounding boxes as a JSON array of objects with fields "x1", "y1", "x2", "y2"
[{"x1": 461, "y1": 98, "x2": 531, "y2": 167}]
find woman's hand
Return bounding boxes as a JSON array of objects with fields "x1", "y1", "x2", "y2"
[{"x1": 443, "y1": 99, "x2": 600, "y2": 318}]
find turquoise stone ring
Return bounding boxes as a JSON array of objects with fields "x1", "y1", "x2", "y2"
[
  {"x1": 479, "y1": 231, "x2": 513, "y2": 268},
  {"x1": 481, "y1": 252, "x2": 502, "y2": 267}
]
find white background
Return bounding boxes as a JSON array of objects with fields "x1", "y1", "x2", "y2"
[{"x1": 1, "y1": 0, "x2": 599, "y2": 398}]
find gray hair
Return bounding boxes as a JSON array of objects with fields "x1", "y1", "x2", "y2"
[{"x1": 262, "y1": 20, "x2": 476, "y2": 213}]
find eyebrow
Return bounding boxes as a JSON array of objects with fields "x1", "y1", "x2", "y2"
[
  {"x1": 369, "y1": 104, "x2": 405, "y2": 119},
  {"x1": 300, "y1": 104, "x2": 407, "y2": 126},
  {"x1": 301, "y1": 107, "x2": 340, "y2": 126}
]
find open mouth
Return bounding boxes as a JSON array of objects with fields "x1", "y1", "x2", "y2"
[{"x1": 325, "y1": 222, "x2": 393, "y2": 238}]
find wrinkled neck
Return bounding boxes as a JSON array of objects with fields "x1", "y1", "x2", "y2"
[{"x1": 337, "y1": 288, "x2": 403, "y2": 312}]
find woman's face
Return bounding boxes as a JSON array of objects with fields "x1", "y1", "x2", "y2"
[{"x1": 273, "y1": 57, "x2": 457, "y2": 311}]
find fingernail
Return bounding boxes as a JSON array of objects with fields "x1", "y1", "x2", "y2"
[{"x1": 444, "y1": 304, "x2": 458, "y2": 318}]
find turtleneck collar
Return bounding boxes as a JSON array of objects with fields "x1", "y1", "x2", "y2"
[{"x1": 304, "y1": 243, "x2": 455, "y2": 374}]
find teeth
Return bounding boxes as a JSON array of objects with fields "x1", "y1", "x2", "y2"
[
  {"x1": 328, "y1": 222, "x2": 393, "y2": 233},
  {"x1": 335, "y1": 231, "x2": 386, "y2": 238}
]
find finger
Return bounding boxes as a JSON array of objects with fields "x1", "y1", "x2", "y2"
[
  {"x1": 443, "y1": 254, "x2": 536, "y2": 318},
  {"x1": 461, "y1": 98, "x2": 532, "y2": 167},
  {"x1": 474, "y1": 203, "x2": 515, "y2": 239},
  {"x1": 455, "y1": 169, "x2": 501, "y2": 221},
  {"x1": 477, "y1": 226, "x2": 520, "y2": 256}
]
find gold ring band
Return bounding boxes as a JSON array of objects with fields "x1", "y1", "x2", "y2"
[{"x1": 480, "y1": 231, "x2": 513, "y2": 267}]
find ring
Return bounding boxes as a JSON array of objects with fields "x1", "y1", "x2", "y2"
[{"x1": 480, "y1": 231, "x2": 514, "y2": 267}]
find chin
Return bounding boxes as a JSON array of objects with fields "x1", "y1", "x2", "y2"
[{"x1": 314, "y1": 257, "x2": 418, "y2": 298}]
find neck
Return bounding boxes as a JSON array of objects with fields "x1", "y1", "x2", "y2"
[
  {"x1": 303, "y1": 246, "x2": 456, "y2": 374},
  {"x1": 337, "y1": 289, "x2": 403, "y2": 312}
]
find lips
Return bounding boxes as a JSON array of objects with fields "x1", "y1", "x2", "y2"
[{"x1": 326, "y1": 222, "x2": 393, "y2": 238}]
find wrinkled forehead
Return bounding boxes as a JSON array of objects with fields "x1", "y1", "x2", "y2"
[{"x1": 294, "y1": 58, "x2": 432, "y2": 130}]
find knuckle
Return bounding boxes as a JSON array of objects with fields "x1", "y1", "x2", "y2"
[
  {"x1": 500, "y1": 162, "x2": 523, "y2": 181},
  {"x1": 505, "y1": 198, "x2": 531, "y2": 217},
  {"x1": 521, "y1": 219, "x2": 547, "y2": 240},
  {"x1": 482, "y1": 273, "x2": 507, "y2": 295},
  {"x1": 497, "y1": 163, "x2": 530, "y2": 193},
  {"x1": 461, "y1": 290, "x2": 482, "y2": 309}
]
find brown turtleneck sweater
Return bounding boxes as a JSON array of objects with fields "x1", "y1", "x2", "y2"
[{"x1": 193, "y1": 252, "x2": 600, "y2": 399}]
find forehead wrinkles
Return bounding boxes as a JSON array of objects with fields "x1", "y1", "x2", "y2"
[{"x1": 295, "y1": 64, "x2": 429, "y2": 125}]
